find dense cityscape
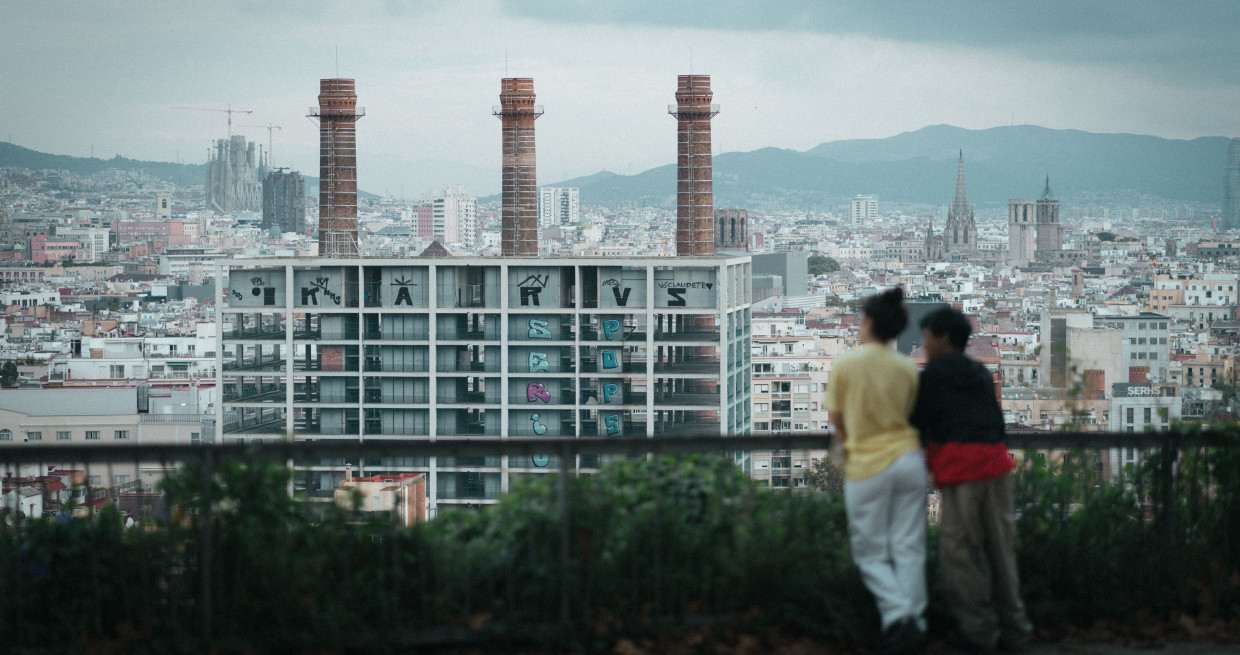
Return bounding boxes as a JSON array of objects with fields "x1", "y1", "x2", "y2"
[
  {"x1": 1, "y1": 72, "x2": 1240, "y2": 515},
  {"x1": 3, "y1": 3, "x2": 1240, "y2": 653}
]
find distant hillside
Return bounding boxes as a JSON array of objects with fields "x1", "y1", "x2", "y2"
[
  {"x1": 0, "y1": 142, "x2": 206, "y2": 186},
  {"x1": 550, "y1": 125, "x2": 1233, "y2": 209},
  {"x1": 0, "y1": 142, "x2": 382, "y2": 199}
]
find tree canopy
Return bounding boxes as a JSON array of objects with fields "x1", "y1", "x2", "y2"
[{"x1": 808, "y1": 254, "x2": 841, "y2": 275}]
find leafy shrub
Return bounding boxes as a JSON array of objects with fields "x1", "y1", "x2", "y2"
[{"x1": 2, "y1": 435, "x2": 1239, "y2": 652}]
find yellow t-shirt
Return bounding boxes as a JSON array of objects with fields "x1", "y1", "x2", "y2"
[{"x1": 825, "y1": 344, "x2": 920, "y2": 480}]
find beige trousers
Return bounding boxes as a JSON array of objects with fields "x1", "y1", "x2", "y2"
[{"x1": 938, "y1": 473, "x2": 1033, "y2": 648}]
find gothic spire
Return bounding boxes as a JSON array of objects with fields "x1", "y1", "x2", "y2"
[
  {"x1": 952, "y1": 150, "x2": 969, "y2": 212},
  {"x1": 1042, "y1": 175, "x2": 1054, "y2": 200}
]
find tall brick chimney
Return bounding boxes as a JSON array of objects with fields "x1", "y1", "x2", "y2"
[
  {"x1": 310, "y1": 78, "x2": 364, "y2": 256},
  {"x1": 669, "y1": 75, "x2": 719, "y2": 256},
  {"x1": 494, "y1": 78, "x2": 543, "y2": 256}
]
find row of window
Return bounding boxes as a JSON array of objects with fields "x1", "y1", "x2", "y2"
[
  {"x1": 752, "y1": 421, "x2": 819, "y2": 431},
  {"x1": 1130, "y1": 352, "x2": 1160, "y2": 360},
  {"x1": 754, "y1": 402, "x2": 818, "y2": 413},
  {"x1": 0, "y1": 429, "x2": 129, "y2": 441},
  {"x1": 752, "y1": 382, "x2": 819, "y2": 393},
  {"x1": 1123, "y1": 407, "x2": 1169, "y2": 426},
  {"x1": 1130, "y1": 337, "x2": 1168, "y2": 345},
  {"x1": 79, "y1": 475, "x2": 131, "y2": 485}
]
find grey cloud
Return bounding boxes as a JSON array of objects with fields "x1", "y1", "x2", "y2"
[{"x1": 501, "y1": 1, "x2": 1240, "y2": 84}]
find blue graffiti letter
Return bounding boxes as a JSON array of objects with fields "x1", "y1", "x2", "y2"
[
  {"x1": 529, "y1": 351, "x2": 550, "y2": 373},
  {"x1": 602, "y1": 383, "x2": 619, "y2": 404},
  {"x1": 528, "y1": 319, "x2": 551, "y2": 340},
  {"x1": 531, "y1": 413, "x2": 548, "y2": 435},
  {"x1": 602, "y1": 319, "x2": 621, "y2": 340},
  {"x1": 604, "y1": 415, "x2": 621, "y2": 435},
  {"x1": 601, "y1": 350, "x2": 619, "y2": 369}
]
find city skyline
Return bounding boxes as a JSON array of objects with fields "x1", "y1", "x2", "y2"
[{"x1": 4, "y1": 1, "x2": 1240, "y2": 197}]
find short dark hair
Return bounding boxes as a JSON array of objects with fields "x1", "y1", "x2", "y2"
[
  {"x1": 920, "y1": 307, "x2": 971, "y2": 351},
  {"x1": 861, "y1": 286, "x2": 907, "y2": 342}
]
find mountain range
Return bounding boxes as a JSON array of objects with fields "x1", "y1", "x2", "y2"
[
  {"x1": 0, "y1": 141, "x2": 206, "y2": 187},
  {"x1": 547, "y1": 125, "x2": 1233, "y2": 210},
  {"x1": 4, "y1": 124, "x2": 1234, "y2": 210}
]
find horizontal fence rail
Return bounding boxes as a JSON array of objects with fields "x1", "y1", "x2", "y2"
[{"x1": 0, "y1": 430, "x2": 1231, "y2": 465}]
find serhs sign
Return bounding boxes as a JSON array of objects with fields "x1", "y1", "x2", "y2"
[
  {"x1": 653, "y1": 269, "x2": 717, "y2": 308},
  {"x1": 227, "y1": 269, "x2": 285, "y2": 307},
  {"x1": 293, "y1": 268, "x2": 344, "y2": 307},
  {"x1": 599, "y1": 267, "x2": 647, "y2": 308}
]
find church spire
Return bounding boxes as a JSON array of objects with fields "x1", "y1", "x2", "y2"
[
  {"x1": 1042, "y1": 175, "x2": 1054, "y2": 200},
  {"x1": 952, "y1": 150, "x2": 969, "y2": 212}
]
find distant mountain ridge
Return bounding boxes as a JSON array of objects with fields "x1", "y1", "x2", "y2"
[
  {"x1": 549, "y1": 125, "x2": 1233, "y2": 209},
  {"x1": 0, "y1": 141, "x2": 206, "y2": 187},
  {"x1": 0, "y1": 142, "x2": 372, "y2": 199},
  {"x1": 7, "y1": 124, "x2": 1234, "y2": 210}
]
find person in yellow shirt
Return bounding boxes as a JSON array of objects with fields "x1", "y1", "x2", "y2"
[{"x1": 826, "y1": 287, "x2": 927, "y2": 655}]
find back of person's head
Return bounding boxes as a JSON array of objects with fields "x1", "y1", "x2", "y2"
[
  {"x1": 920, "y1": 306, "x2": 972, "y2": 351},
  {"x1": 862, "y1": 286, "x2": 908, "y2": 342}
]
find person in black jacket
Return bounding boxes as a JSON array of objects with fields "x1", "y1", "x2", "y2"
[{"x1": 909, "y1": 308, "x2": 1032, "y2": 654}]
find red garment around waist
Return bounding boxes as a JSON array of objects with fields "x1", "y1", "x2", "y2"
[{"x1": 926, "y1": 441, "x2": 1014, "y2": 487}]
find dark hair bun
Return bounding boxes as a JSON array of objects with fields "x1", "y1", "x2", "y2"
[
  {"x1": 881, "y1": 286, "x2": 905, "y2": 304},
  {"x1": 863, "y1": 286, "x2": 909, "y2": 342}
]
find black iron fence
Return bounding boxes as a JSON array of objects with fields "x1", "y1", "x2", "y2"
[{"x1": 0, "y1": 429, "x2": 1237, "y2": 652}]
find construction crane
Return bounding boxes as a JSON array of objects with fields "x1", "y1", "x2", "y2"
[
  {"x1": 239, "y1": 122, "x2": 283, "y2": 167},
  {"x1": 170, "y1": 103, "x2": 254, "y2": 138}
]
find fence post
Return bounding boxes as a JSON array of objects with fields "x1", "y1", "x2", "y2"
[
  {"x1": 199, "y1": 447, "x2": 214, "y2": 644},
  {"x1": 1157, "y1": 431, "x2": 1174, "y2": 556},
  {"x1": 558, "y1": 441, "x2": 571, "y2": 627}
]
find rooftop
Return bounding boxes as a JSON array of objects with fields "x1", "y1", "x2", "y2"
[{"x1": 0, "y1": 387, "x2": 135, "y2": 416}]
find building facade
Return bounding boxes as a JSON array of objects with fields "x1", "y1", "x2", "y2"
[
  {"x1": 206, "y1": 135, "x2": 263, "y2": 214},
  {"x1": 432, "y1": 189, "x2": 478, "y2": 248},
  {"x1": 1008, "y1": 199, "x2": 1037, "y2": 267},
  {"x1": 538, "y1": 187, "x2": 580, "y2": 228},
  {"x1": 850, "y1": 195, "x2": 878, "y2": 226},
  {"x1": 1094, "y1": 312, "x2": 1172, "y2": 383},
  {"x1": 1108, "y1": 382, "x2": 1181, "y2": 480},
  {"x1": 216, "y1": 256, "x2": 752, "y2": 514},
  {"x1": 1223, "y1": 138, "x2": 1240, "y2": 231},
  {"x1": 714, "y1": 208, "x2": 748, "y2": 252},
  {"x1": 262, "y1": 170, "x2": 306, "y2": 235},
  {"x1": 1035, "y1": 178, "x2": 1063, "y2": 254}
]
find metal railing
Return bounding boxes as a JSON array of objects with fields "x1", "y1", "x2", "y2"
[{"x1": 0, "y1": 429, "x2": 1235, "y2": 651}]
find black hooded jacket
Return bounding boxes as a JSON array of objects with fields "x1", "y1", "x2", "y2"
[{"x1": 910, "y1": 352, "x2": 1013, "y2": 485}]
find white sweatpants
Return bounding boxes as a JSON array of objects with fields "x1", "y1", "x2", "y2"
[{"x1": 844, "y1": 450, "x2": 928, "y2": 631}]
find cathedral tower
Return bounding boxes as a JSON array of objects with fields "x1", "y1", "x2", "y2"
[{"x1": 942, "y1": 151, "x2": 977, "y2": 260}]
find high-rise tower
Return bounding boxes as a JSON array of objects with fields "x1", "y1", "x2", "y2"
[
  {"x1": 310, "y1": 79, "x2": 364, "y2": 256},
  {"x1": 942, "y1": 151, "x2": 977, "y2": 260},
  {"x1": 669, "y1": 75, "x2": 719, "y2": 256},
  {"x1": 494, "y1": 78, "x2": 542, "y2": 256},
  {"x1": 1224, "y1": 138, "x2": 1240, "y2": 231}
]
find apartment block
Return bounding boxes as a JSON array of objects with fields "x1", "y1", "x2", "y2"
[{"x1": 216, "y1": 256, "x2": 752, "y2": 514}]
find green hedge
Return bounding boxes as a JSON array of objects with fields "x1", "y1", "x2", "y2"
[{"x1": 2, "y1": 430, "x2": 1238, "y2": 653}]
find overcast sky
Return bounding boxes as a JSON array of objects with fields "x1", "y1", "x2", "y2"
[{"x1": 4, "y1": 1, "x2": 1239, "y2": 197}]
